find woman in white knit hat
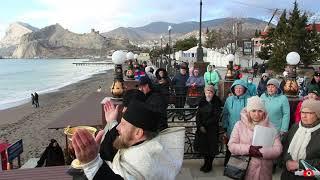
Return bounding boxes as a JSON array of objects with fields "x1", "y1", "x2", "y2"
[
  {"x1": 228, "y1": 96, "x2": 282, "y2": 180},
  {"x1": 281, "y1": 99, "x2": 320, "y2": 180}
]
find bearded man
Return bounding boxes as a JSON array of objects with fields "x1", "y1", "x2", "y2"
[{"x1": 72, "y1": 100, "x2": 185, "y2": 180}]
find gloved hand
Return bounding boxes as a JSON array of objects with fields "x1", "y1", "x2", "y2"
[{"x1": 249, "y1": 145, "x2": 263, "y2": 158}]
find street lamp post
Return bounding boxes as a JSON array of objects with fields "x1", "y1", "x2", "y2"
[
  {"x1": 134, "y1": 54, "x2": 139, "y2": 63},
  {"x1": 111, "y1": 50, "x2": 127, "y2": 100},
  {"x1": 196, "y1": 0, "x2": 204, "y2": 62},
  {"x1": 283, "y1": 52, "x2": 300, "y2": 97},
  {"x1": 225, "y1": 54, "x2": 235, "y2": 80},
  {"x1": 194, "y1": 0, "x2": 208, "y2": 76},
  {"x1": 125, "y1": 52, "x2": 135, "y2": 79},
  {"x1": 168, "y1": 26, "x2": 172, "y2": 59},
  {"x1": 160, "y1": 35, "x2": 163, "y2": 64}
]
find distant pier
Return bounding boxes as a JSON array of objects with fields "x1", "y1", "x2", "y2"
[{"x1": 73, "y1": 62, "x2": 113, "y2": 66}]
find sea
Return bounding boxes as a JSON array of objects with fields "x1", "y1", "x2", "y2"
[{"x1": 0, "y1": 59, "x2": 113, "y2": 110}]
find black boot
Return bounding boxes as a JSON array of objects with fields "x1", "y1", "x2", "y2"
[
  {"x1": 200, "y1": 158, "x2": 208, "y2": 172},
  {"x1": 224, "y1": 147, "x2": 231, "y2": 167},
  {"x1": 203, "y1": 156, "x2": 214, "y2": 173}
]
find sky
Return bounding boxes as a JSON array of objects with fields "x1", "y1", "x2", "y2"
[{"x1": 0, "y1": 0, "x2": 319, "y2": 38}]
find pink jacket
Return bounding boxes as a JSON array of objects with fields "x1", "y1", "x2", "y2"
[{"x1": 228, "y1": 109, "x2": 282, "y2": 180}]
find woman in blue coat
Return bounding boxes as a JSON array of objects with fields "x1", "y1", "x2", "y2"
[
  {"x1": 222, "y1": 79, "x2": 251, "y2": 166},
  {"x1": 260, "y1": 78, "x2": 290, "y2": 136}
]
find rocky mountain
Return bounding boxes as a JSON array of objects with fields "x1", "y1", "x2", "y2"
[
  {"x1": 13, "y1": 24, "x2": 129, "y2": 58},
  {"x1": 0, "y1": 22, "x2": 38, "y2": 56},
  {"x1": 102, "y1": 18, "x2": 270, "y2": 42}
]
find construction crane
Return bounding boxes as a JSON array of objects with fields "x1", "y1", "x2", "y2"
[
  {"x1": 263, "y1": 9, "x2": 279, "y2": 32},
  {"x1": 229, "y1": 0, "x2": 282, "y2": 34}
]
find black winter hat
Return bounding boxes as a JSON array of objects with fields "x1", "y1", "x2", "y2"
[
  {"x1": 139, "y1": 76, "x2": 153, "y2": 87},
  {"x1": 123, "y1": 100, "x2": 160, "y2": 132},
  {"x1": 122, "y1": 89, "x2": 146, "y2": 107}
]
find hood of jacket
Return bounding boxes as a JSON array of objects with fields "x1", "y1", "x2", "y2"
[
  {"x1": 264, "y1": 87, "x2": 283, "y2": 97},
  {"x1": 206, "y1": 64, "x2": 212, "y2": 72},
  {"x1": 230, "y1": 79, "x2": 248, "y2": 96}
]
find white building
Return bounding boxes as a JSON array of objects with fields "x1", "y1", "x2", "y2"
[{"x1": 174, "y1": 46, "x2": 208, "y2": 63}]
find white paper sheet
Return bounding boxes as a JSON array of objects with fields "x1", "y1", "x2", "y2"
[{"x1": 252, "y1": 125, "x2": 277, "y2": 147}]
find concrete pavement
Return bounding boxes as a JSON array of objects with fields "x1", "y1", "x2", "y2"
[{"x1": 177, "y1": 158, "x2": 282, "y2": 180}]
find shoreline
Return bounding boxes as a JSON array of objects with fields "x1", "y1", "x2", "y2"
[
  {"x1": 0, "y1": 59, "x2": 112, "y2": 111},
  {"x1": 0, "y1": 69, "x2": 114, "y2": 163},
  {"x1": 0, "y1": 69, "x2": 109, "y2": 110}
]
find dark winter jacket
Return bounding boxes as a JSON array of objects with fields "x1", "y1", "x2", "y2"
[
  {"x1": 281, "y1": 124, "x2": 320, "y2": 180},
  {"x1": 257, "y1": 77, "x2": 270, "y2": 96},
  {"x1": 99, "y1": 126, "x2": 118, "y2": 161},
  {"x1": 171, "y1": 73, "x2": 189, "y2": 95},
  {"x1": 145, "y1": 91, "x2": 168, "y2": 131},
  {"x1": 154, "y1": 68, "x2": 172, "y2": 97},
  {"x1": 36, "y1": 142, "x2": 65, "y2": 167},
  {"x1": 194, "y1": 95, "x2": 222, "y2": 155}
]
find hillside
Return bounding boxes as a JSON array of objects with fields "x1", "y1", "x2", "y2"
[
  {"x1": 0, "y1": 22, "x2": 38, "y2": 56},
  {"x1": 102, "y1": 18, "x2": 270, "y2": 42},
  {"x1": 12, "y1": 24, "x2": 129, "y2": 58}
]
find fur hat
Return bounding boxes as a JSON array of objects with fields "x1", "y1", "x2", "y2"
[
  {"x1": 204, "y1": 85, "x2": 214, "y2": 93},
  {"x1": 301, "y1": 99, "x2": 320, "y2": 119},
  {"x1": 267, "y1": 78, "x2": 280, "y2": 89},
  {"x1": 123, "y1": 100, "x2": 160, "y2": 132},
  {"x1": 246, "y1": 96, "x2": 266, "y2": 112},
  {"x1": 262, "y1": 73, "x2": 269, "y2": 77}
]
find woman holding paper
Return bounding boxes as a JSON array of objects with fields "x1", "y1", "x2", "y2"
[
  {"x1": 228, "y1": 96, "x2": 282, "y2": 180},
  {"x1": 281, "y1": 99, "x2": 320, "y2": 180}
]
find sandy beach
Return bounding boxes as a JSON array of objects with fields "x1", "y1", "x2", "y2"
[{"x1": 0, "y1": 69, "x2": 114, "y2": 164}]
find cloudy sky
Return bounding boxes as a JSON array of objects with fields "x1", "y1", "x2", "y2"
[{"x1": 0, "y1": 0, "x2": 318, "y2": 38}]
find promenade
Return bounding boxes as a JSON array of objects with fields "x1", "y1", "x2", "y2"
[{"x1": 177, "y1": 159, "x2": 282, "y2": 180}]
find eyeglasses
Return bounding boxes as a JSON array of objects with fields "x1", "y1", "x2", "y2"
[{"x1": 301, "y1": 111, "x2": 315, "y2": 115}]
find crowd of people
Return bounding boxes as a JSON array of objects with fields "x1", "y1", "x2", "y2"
[{"x1": 32, "y1": 61, "x2": 320, "y2": 180}]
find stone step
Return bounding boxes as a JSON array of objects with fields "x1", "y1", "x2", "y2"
[
  {"x1": 181, "y1": 159, "x2": 282, "y2": 180},
  {"x1": 176, "y1": 168, "x2": 193, "y2": 180},
  {"x1": 20, "y1": 158, "x2": 39, "y2": 169}
]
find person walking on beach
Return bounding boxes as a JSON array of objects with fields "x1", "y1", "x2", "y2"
[
  {"x1": 31, "y1": 93, "x2": 35, "y2": 107},
  {"x1": 34, "y1": 92, "x2": 39, "y2": 108}
]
